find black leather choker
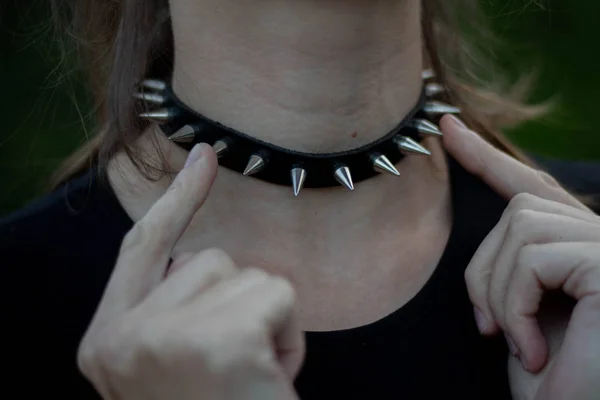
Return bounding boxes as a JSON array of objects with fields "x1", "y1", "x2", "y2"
[{"x1": 135, "y1": 70, "x2": 459, "y2": 195}]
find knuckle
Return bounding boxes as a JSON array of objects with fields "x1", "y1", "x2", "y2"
[
  {"x1": 120, "y1": 227, "x2": 141, "y2": 254},
  {"x1": 508, "y1": 209, "x2": 538, "y2": 235},
  {"x1": 515, "y1": 245, "x2": 537, "y2": 271},
  {"x1": 504, "y1": 304, "x2": 522, "y2": 332},
  {"x1": 166, "y1": 174, "x2": 188, "y2": 197},
  {"x1": 134, "y1": 323, "x2": 167, "y2": 362},
  {"x1": 239, "y1": 318, "x2": 269, "y2": 340},
  {"x1": 464, "y1": 266, "x2": 487, "y2": 297},
  {"x1": 76, "y1": 337, "x2": 97, "y2": 377},
  {"x1": 537, "y1": 170, "x2": 560, "y2": 188},
  {"x1": 464, "y1": 266, "x2": 477, "y2": 286},
  {"x1": 168, "y1": 252, "x2": 196, "y2": 274},
  {"x1": 269, "y1": 276, "x2": 297, "y2": 305},
  {"x1": 121, "y1": 220, "x2": 158, "y2": 253},
  {"x1": 242, "y1": 267, "x2": 271, "y2": 281},
  {"x1": 177, "y1": 253, "x2": 238, "y2": 287},
  {"x1": 95, "y1": 335, "x2": 125, "y2": 370},
  {"x1": 101, "y1": 318, "x2": 154, "y2": 379},
  {"x1": 137, "y1": 321, "x2": 213, "y2": 371},
  {"x1": 165, "y1": 175, "x2": 202, "y2": 212},
  {"x1": 463, "y1": 270, "x2": 489, "y2": 310},
  {"x1": 564, "y1": 255, "x2": 599, "y2": 295},
  {"x1": 503, "y1": 303, "x2": 529, "y2": 340},
  {"x1": 78, "y1": 332, "x2": 122, "y2": 377},
  {"x1": 199, "y1": 248, "x2": 236, "y2": 271},
  {"x1": 94, "y1": 317, "x2": 141, "y2": 372},
  {"x1": 211, "y1": 321, "x2": 272, "y2": 374},
  {"x1": 507, "y1": 192, "x2": 537, "y2": 213}
]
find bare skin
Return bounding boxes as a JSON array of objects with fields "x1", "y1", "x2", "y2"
[
  {"x1": 85, "y1": 1, "x2": 600, "y2": 398},
  {"x1": 109, "y1": 0, "x2": 452, "y2": 332},
  {"x1": 84, "y1": 120, "x2": 600, "y2": 400}
]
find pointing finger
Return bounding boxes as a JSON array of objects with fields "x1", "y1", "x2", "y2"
[
  {"x1": 441, "y1": 115, "x2": 588, "y2": 211},
  {"x1": 98, "y1": 143, "x2": 218, "y2": 318}
]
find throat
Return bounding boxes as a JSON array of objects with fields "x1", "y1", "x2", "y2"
[
  {"x1": 169, "y1": 0, "x2": 424, "y2": 152},
  {"x1": 109, "y1": 0, "x2": 455, "y2": 329},
  {"x1": 108, "y1": 128, "x2": 453, "y2": 332}
]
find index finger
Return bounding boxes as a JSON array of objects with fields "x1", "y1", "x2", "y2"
[
  {"x1": 441, "y1": 115, "x2": 588, "y2": 211},
  {"x1": 99, "y1": 143, "x2": 218, "y2": 316}
]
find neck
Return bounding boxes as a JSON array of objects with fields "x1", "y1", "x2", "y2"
[
  {"x1": 170, "y1": 0, "x2": 424, "y2": 152},
  {"x1": 110, "y1": 0, "x2": 451, "y2": 283}
]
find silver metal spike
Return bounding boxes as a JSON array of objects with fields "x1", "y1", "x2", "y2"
[
  {"x1": 372, "y1": 154, "x2": 400, "y2": 176},
  {"x1": 133, "y1": 92, "x2": 167, "y2": 106},
  {"x1": 422, "y1": 69, "x2": 435, "y2": 80},
  {"x1": 423, "y1": 101, "x2": 461, "y2": 115},
  {"x1": 139, "y1": 108, "x2": 178, "y2": 123},
  {"x1": 409, "y1": 119, "x2": 443, "y2": 137},
  {"x1": 141, "y1": 79, "x2": 167, "y2": 92},
  {"x1": 334, "y1": 166, "x2": 354, "y2": 191},
  {"x1": 212, "y1": 140, "x2": 228, "y2": 158},
  {"x1": 168, "y1": 125, "x2": 198, "y2": 143},
  {"x1": 243, "y1": 154, "x2": 266, "y2": 176},
  {"x1": 291, "y1": 167, "x2": 307, "y2": 197},
  {"x1": 425, "y1": 83, "x2": 445, "y2": 97},
  {"x1": 395, "y1": 136, "x2": 431, "y2": 156}
]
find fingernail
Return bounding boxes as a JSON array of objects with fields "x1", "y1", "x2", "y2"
[
  {"x1": 474, "y1": 307, "x2": 487, "y2": 334},
  {"x1": 449, "y1": 114, "x2": 467, "y2": 130},
  {"x1": 505, "y1": 334, "x2": 520, "y2": 358},
  {"x1": 184, "y1": 144, "x2": 204, "y2": 169}
]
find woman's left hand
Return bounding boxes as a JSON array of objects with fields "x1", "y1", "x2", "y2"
[{"x1": 441, "y1": 115, "x2": 600, "y2": 400}]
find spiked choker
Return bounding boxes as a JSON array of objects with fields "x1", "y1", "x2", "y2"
[{"x1": 135, "y1": 70, "x2": 460, "y2": 196}]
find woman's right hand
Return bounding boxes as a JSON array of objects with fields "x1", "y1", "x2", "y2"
[{"x1": 77, "y1": 144, "x2": 305, "y2": 400}]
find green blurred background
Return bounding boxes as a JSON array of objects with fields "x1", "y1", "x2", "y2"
[{"x1": 1, "y1": 0, "x2": 599, "y2": 215}]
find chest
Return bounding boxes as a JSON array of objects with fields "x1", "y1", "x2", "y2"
[
  {"x1": 288, "y1": 220, "x2": 452, "y2": 332},
  {"x1": 294, "y1": 288, "x2": 511, "y2": 399}
]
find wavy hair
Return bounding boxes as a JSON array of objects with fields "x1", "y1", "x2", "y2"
[{"x1": 49, "y1": 0, "x2": 545, "y2": 185}]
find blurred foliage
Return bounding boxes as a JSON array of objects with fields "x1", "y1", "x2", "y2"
[
  {"x1": 0, "y1": 0, "x2": 599, "y2": 215},
  {"x1": 483, "y1": 0, "x2": 600, "y2": 160},
  {"x1": 0, "y1": 1, "x2": 94, "y2": 215}
]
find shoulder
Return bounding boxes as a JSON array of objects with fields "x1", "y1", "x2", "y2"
[
  {"x1": 0, "y1": 169, "x2": 132, "y2": 305},
  {"x1": 0, "y1": 168, "x2": 133, "y2": 320},
  {"x1": 1, "y1": 170, "x2": 132, "y2": 396},
  {"x1": 0, "y1": 168, "x2": 132, "y2": 303},
  {"x1": 0, "y1": 169, "x2": 132, "y2": 258}
]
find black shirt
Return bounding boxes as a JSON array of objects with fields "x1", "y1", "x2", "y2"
[{"x1": 2, "y1": 155, "x2": 599, "y2": 399}]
